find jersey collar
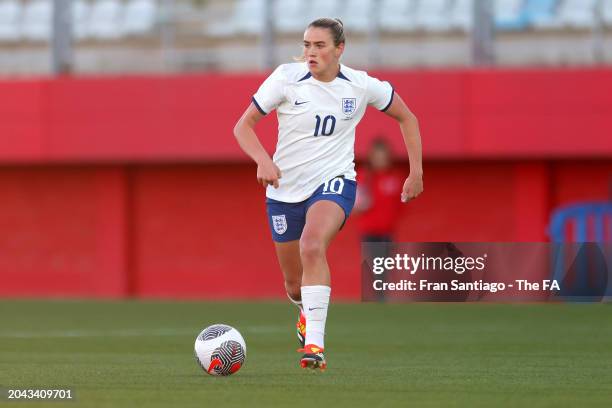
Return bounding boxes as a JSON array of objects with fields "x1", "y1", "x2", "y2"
[{"x1": 298, "y1": 65, "x2": 350, "y2": 82}]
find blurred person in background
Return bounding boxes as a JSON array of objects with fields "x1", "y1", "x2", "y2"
[
  {"x1": 355, "y1": 137, "x2": 405, "y2": 243},
  {"x1": 234, "y1": 17, "x2": 423, "y2": 371},
  {"x1": 355, "y1": 137, "x2": 405, "y2": 302}
]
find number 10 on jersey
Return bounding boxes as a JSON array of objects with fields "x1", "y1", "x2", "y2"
[{"x1": 313, "y1": 115, "x2": 336, "y2": 137}]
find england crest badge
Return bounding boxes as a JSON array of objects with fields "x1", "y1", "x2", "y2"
[
  {"x1": 272, "y1": 215, "x2": 287, "y2": 235},
  {"x1": 342, "y1": 98, "x2": 356, "y2": 116}
]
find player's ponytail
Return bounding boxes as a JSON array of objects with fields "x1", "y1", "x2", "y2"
[{"x1": 308, "y1": 17, "x2": 346, "y2": 46}]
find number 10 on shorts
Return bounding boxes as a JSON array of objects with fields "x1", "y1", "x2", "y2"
[{"x1": 322, "y1": 177, "x2": 345, "y2": 195}]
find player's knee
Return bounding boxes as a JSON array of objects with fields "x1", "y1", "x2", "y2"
[
  {"x1": 285, "y1": 280, "x2": 301, "y2": 301},
  {"x1": 299, "y1": 237, "x2": 325, "y2": 264}
]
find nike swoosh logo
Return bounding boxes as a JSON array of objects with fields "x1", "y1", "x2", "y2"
[
  {"x1": 308, "y1": 307, "x2": 324, "y2": 311},
  {"x1": 294, "y1": 100, "x2": 309, "y2": 105}
]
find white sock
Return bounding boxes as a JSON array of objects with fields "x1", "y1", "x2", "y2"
[
  {"x1": 301, "y1": 285, "x2": 331, "y2": 349},
  {"x1": 287, "y1": 292, "x2": 303, "y2": 312}
]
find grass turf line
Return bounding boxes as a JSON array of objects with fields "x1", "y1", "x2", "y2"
[{"x1": 1, "y1": 300, "x2": 611, "y2": 407}]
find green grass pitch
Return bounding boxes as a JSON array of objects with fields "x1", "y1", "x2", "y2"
[{"x1": 1, "y1": 300, "x2": 611, "y2": 407}]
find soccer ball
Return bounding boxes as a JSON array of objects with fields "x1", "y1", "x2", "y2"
[{"x1": 194, "y1": 324, "x2": 246, "y2": 376}]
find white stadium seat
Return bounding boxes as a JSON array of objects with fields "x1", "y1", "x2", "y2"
[
  {"x1": 415, "y1": 0, "x2": 452, "y2": 32},
  {"x1": 340, "y1": 0, "x2": 374, "y2": 33},
  {"x1": 524, "y1": 0, "x2": 559, "y2": 29},
  {"x1": 233, "y1": 0, "x2": 266, "y2": 35},
  {"x1": 207, "y1": 0, "x2": 265, "y2": 37},
  {"x1": 449, "y1": 0, "x2": 473, "y2": 31},
  {"x1": 557, "y1": 0, "x2": 597, "y2": 29},
  {"x1": 72, "y1": 0, "x2": 91, "y2": 40},
  {"x1": 273, "y1": 0, "x2": 305, "y2": 33},
  {"x1": 304, "y1": 0, "x2": 341, "y2": 26},
  {"x1": 0, "y1": 0, "x2": 22, "y2": 41},
  {"x1": 604, "y1": 0, "x2": 612, "y2": 27},
  {"x1": 89, "y1": 0, "x2": 124, "y2": 40},
  {"x1": 379, "y1": 0, "x2": 418, "y2": 32},
  {"x1": 495, "y1": 0, "x2": 527, "y2": 30},
  {"x1": 122, "y1": 0, "x2": 157, "y2": 36},
  {"x1": 22, "y1": 0, "x2": 51, "y2": 41}
]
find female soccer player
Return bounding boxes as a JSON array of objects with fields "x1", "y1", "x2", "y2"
[{"x1": 233, "y1": 18, "x2": 423, "y2": 370}]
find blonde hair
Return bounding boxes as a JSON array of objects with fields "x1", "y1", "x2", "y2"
[
  {"x1": 294, "y1": 18, "x2": 345, "y2": 62},
  {"x1": 308, "y1": 18, "x2": 345, "y2": 46}
]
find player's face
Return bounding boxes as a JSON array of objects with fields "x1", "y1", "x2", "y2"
[
  {"x1": 303, "y1": 27, "x2": 344, "y2": 79},
  {"x1": 369, "y1": 145, "x2": 392, "y2": 170}
]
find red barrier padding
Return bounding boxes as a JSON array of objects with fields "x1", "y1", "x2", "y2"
[
  {"x1": 0, "y1": 167, "x2": 128, "y2": 297},
  {"x1": 3, "y1": 161, "x2": 608, "y2": 299},
  {"x1": 0, "y1": 68, "x2": 610, "y2": 162}
]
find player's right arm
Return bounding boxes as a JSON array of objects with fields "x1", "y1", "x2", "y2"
[{"x1": 233, "y1": 103, "x2": 282, "y2": 188}]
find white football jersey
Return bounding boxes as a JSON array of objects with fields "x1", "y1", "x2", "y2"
[{"x1": 252, "y1": 62, "x2": 393, "y2": 203}]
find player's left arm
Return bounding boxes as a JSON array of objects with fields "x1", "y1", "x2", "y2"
[{"x1": 383, "y1": 92, "x2": 423, "y2": 202}]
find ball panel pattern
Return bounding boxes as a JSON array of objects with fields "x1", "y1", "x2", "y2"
[
  {"x1": 208, "y1": 340, "x2": 246, "y2": 376},
  {"x1": 199, "y1": 324, "x2": 232, "y2": 341}
]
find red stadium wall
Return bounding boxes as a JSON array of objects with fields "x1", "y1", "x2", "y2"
[
  {"x1": 1, "y1": 68, "x2": 611, "y2": 163},
  {"x1": 0, "y1": 69, "x2": 611, "y2": 299}
]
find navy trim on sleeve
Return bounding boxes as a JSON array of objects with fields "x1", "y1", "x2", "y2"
[
  {"x1": 337, "y1": 71, "x2": 350, "y2": 81},
  {"x1": 380, "y1": 86, "x2": 394, "y2": 112},
  {"x1": 252, "y1": 96, "x2": 267, "y2": 115},
  {"x1": 298, "y1": 72, "x2": 312, "y2": 82}
]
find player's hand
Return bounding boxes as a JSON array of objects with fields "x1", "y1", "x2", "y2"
[
  {"x1": 256, "y1": 159, "x2": 282, "y2": 188},
  {"x1": 401, "y1": 173, "x2": 423, "y2": 202}
]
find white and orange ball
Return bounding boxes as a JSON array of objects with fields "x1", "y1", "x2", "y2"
[{"x1": 194, "y1": 324, "x2": 246, "y2": 376}]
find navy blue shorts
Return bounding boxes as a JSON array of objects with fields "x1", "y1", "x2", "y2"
[{"x1": 266, "y1": 176, "x2": 357, "y2": 242}]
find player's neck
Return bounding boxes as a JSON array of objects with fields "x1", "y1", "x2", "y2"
[{"x1": 312, "y1": 64, "x2": 341, "y2": 83}]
